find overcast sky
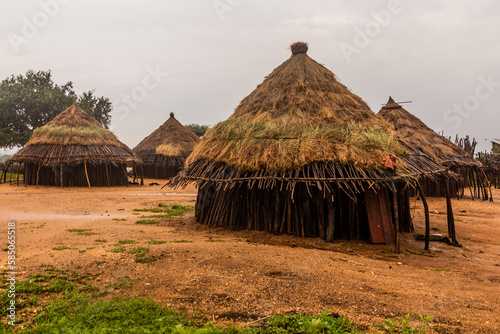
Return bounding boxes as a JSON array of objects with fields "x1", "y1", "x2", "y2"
[{"x1": 1, "y1": 0, "x2": 499, "y2": 154}]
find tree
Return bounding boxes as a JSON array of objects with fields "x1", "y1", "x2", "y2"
[
  {"x1": 0, "y1": 70, "x2": 112, "y2": 148},
  {"x1": 185, "y1": 124, "x2": 210, "y2": 137},
  {"x1": 77, "y1": 90, "x2": 112, "y2": 128}
]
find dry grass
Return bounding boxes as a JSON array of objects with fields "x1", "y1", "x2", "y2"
[
  {"x1": 30, "y1": 125, "x2": 118, "y2": 146},
  {"x1": 188, "y1": 117, "x2": 403, "y2": 172}
]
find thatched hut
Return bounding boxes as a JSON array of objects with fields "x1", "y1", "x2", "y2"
[
  {"x1": 5, "y1": 103, "x2": 141, "y2": 187},
  {"x1": 377, "y1": 97, "x2": 490, "y2": 200},
  {"x1": 133, "y1": 113, "x2": 200, "y2": 179},
  {"x1": 172, "y1": 42, "x2": 446, "y2": 245}
]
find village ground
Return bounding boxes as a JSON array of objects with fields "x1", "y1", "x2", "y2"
[{"x1": 0, "y1": 181, "x2": 499, "y2": 333}]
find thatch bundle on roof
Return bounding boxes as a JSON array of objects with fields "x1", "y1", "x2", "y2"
[
  {"x1": 133, "y1": 113, "x2": 200, "y2": 179},
  {"x1": 378, "y1": 97, "x2": 490, "y2": 200},
  {"x1": 6, "y1": 103, "x2": 141, "y2": 187},
  {"x1": 172, "y1": 42, "x2": 447, "y2": 244}
]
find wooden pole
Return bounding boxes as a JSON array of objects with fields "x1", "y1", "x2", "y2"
[
  {"x1": 105, "y1": 164, "x2": 110, "y2": 187},
  {"x1": 2, "y1": 163, "x2": 7, "y2": 182},
  {"x1": 84, "y1": 161, "x2": 91, "y2": 188},
  {"x1": 140, "y1": 165, "x2": 144, "y2": 186},
  {"x1": 16, "y1": 163, "x2": 20, "y2": 186},
  {"x1": 36, "y1": 165, "x2": 41, "y2": 186},
  {"x1": 60, "y1": 165, "x2": 63, "y2": 187},
  {"x1": 444, "y1": 176, "x2": 457, "y2": 244},
  {"x1": 325, "y1": 194, "x2": 335, "y2": 242},
  {"x1": 418, "y1": 183, "x2": 430, "y2": 251}
]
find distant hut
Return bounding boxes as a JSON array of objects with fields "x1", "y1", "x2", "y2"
[
  {"x1": 488, "y1": 139, "x2": 500, "y2": 154},
  {"x1": 5, "y1": 103, "x2": 141, "y2": 187},
  {"x1": 172, "y1": 42, "x2": 445, "y2": 244},
  {"x1": 378, "y1": 97, "x2": 489, "y2": 200},
  {"x1": 133, "y1": 113, "x2": 200, "y2": 179}
]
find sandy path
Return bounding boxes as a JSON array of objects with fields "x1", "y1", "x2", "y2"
[{"x1": 1, "y1": 181, "x2": 499, "y2": 333}]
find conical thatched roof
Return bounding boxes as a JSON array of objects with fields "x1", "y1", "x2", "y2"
[
  {"x1": 187, "y1": 43, "x2": 403, "y2": 171},
  {"x1": 174, "y1": 42, "x2": 443, "y2": 191},
  {"x1": 7, "y1": 102, "x2": 140, "y2": 166},
  {"x1": 377, "y1": 97, "x2": 479, "y2": 167},
  {"x1": 133, "y1": 112, "x2": 200, "y2": 162}
]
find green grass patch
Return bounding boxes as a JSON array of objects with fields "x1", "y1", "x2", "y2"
[
  {"x1": 66, "y1": 229, "x2": 90, "y2": 233},
  {"x1": 126, "y1": 247, "x2": 150, "y2": 255},
  {"x1": 127, "y1": 247, "x2": 156, "y2": 263},
  {"x1": 109, "y1": 276, "x2": 132, "y2": 290},
  {"x1": 95, "y1": 239, "x2": 107, "y2": 243},
  {"x1": 0, "y1": 303, "x2": 369, "y2": 334},
  {"x1": 206, "y1": 239, "x2": 225, "y2": 242},
  {"x1": 146, "y1": 240, "x2": 167, "y2": 244},
  {"x1": 133, "y1": 203, "x2": 194, "y2": 218},
  {"x1": 113, "y1": 218, "x2": 127, "y2": 221},
  {"x1": 136, "y1": 219, "x2": 158, "y2": 225},
  {"x1": 110, "y1": 247, "x2": 126, "y2": 253},
  {"x1": 170, "y1": 240, "x2": 193, "y2": 243},
  {"x1": 52, "y1": 246, "x2": 70, "y2": 251},
  {"x1": 1, "y1": 173, "x2": 24, "y2": 182},
  {"x1": 34, "y1": 224, "x2": 45, "y2": 229},
  {"x1": 139, "y1": 214, "x2": 172, "y2": 218},
  {"x1": 118, "y1": 240, "x2": 137, "y2": 244}
]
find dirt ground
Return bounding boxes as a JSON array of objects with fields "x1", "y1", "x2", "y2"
[{"x1": 1, "y1": 180, "x2": 499, "y2": 333}]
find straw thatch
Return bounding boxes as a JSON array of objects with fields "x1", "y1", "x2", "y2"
[
  {"x1": 133, "y1": 113, "x2": 200, "y2": 179},
  {"x1": 171, "y1": 42, "x2": 449, "y2": 243},
  {"x1": 378, "y1": 97, "x2": 478, "y2": 166},
  {"x1": 378, "y1": 97, "x2": 490, "y2": 200},
  {"x1": 6, "y1": 103, "x2": 141, "y2": 186}
]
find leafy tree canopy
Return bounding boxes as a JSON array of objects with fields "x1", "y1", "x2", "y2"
[
  {"x1": 0, "y1": 69, "x2": 112, "y2": 148},
  {"x1": 185, "y1": 123, "x2": 210, "y2": 137}
]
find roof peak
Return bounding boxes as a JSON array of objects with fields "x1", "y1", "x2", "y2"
[
  {"x1": 381, "y1": 96, "x2": 402, "y2": 110},
  {"x1": 290, "y1": 42, "x2": 308, "y2": 55}
]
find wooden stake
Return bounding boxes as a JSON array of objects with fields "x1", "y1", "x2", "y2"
[
  {"x1": 2, "y1": 164, "x2": 7, "y2": 183},
  {"x1": 418, "y1": 183, "x2": 430, "y2": 251},
  {"x1": 36, "y1": 164, "x2": 41, "y2": 186},
  {"x1": 444, "y1": 176, "x2": 457, "y2": 243},
  {"x1": 325, "y1": 195, "x2": 335, "y2": 242},
  {"x1": 60, "y1": 165, "x2": 63, "y2": 187},
  {"x1": 105, "y1": 164, "x2": 110, "y2": 187},
  {"x1": 16, "y1": 164, "x2": 20, "y2": 186},
  {"x1": 140, "y1": 165, "x2": 144, "y2": 186},
  {"x1": 84, "y1": 161, "x2": 91, "y2": 188}
]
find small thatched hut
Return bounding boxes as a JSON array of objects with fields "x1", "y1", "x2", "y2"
[
  {"x1": 133, "y1": 113, "x2": 200, "y2": 179},
  {"x1": 172, "y1": 42, "x2": 445, "y2": 244},
  {"x1": 5, "y1": 103, "x2": 141, "y2": 187},
  {"x1": 378, "y1": 97, "x2": 490, "y2": 200}
]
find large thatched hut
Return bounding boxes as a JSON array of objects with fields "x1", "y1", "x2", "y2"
[
  {"x1": 377, "y1": 97, "x2": 490, "y2": 200},
  {"x1": 133, "y1": 113, "x2": 200, "y2": 179},
  {"x1": 5, "y1": 103, "x2": 141, "y2": 187},
  {"x1": 172, "y1": 42, "x2": 445, "y2": 244}
]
